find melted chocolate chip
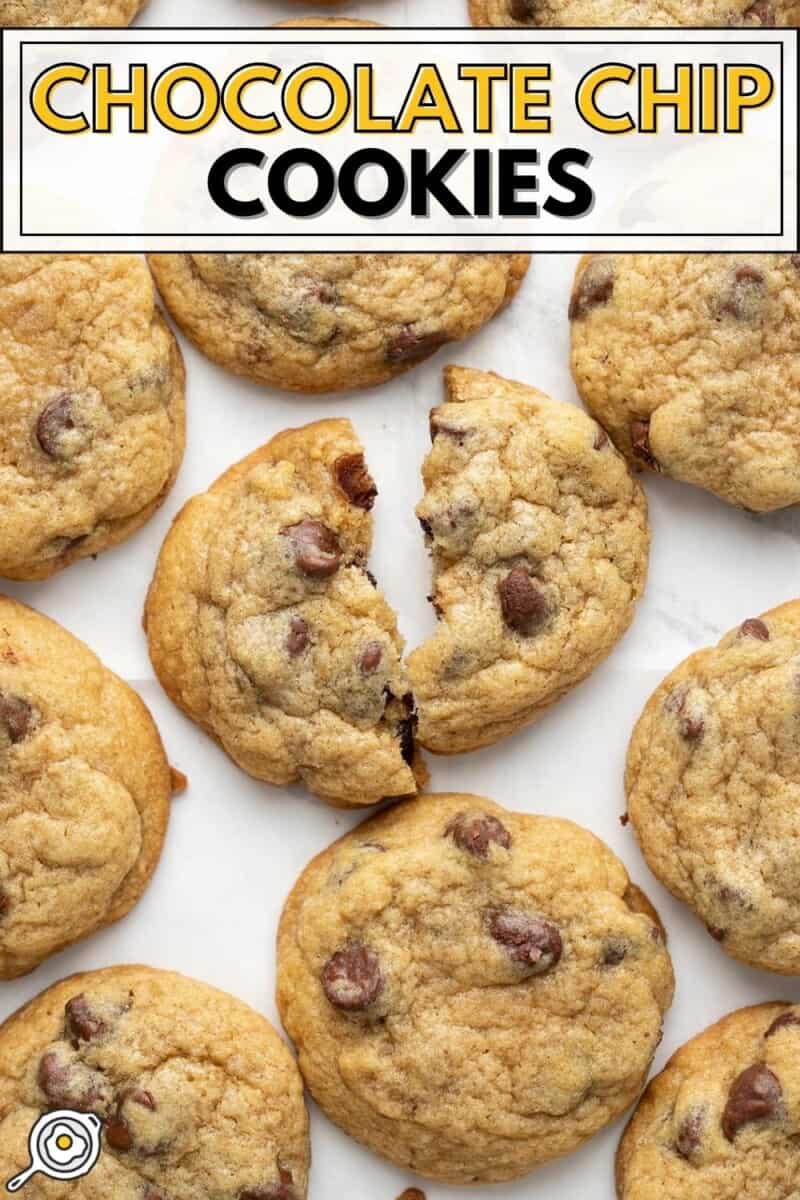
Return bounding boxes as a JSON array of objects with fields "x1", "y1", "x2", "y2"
[
  {"x1": 359, "y1": 642, "x2": 383, "y2": 675},
  {"x1": 765, "y1": 1010, "x2": 800, "y2": 1038},
  {"x1": 282, "y1": 521, "x2": 342, "y2": 579},
  {"x1": 490, "y1": 909, "x2": 562, "y2": 974},
  {"x1": 322, "y1": 943, "x2": 383, "y2": 1011},
  {"x1": 569, "y1": 259, "x2": 615, "y2": 320},
  {"x1": 509, "y1": 0, "x2": 537, "y2": 16},
  {"x1": 593, "y1": 427, "x2": 609, "y2": 450},
  {"x1": 106, "y1": 1116, "x2": 134, "y2": 1152},
  {"x1": 498, "y1": 567, "x2": 548, "y2": 635},
  {"x1": 676, "y1": 1108, "x2": 705, "y2": 1159},
  {"x1": 286, "y1": 618, "x2": 309, "y2": 657},
  {"x1": 65, "y1": 996, "x2": 107, "y2": 1046},
  {"x1": 717, "y1": 265, "x2": 766, "y2": 320},
  {"x1": 386, "y1": 326, "x2": 448, "y2": 365},
  {"x1": 631, "y1": 419, "x2": 659, "y2": 470},
  {"x1": 740, "y1": 618, "x2": 770, "y2": 641},
  {"x1": 37, "y1": 1051, "x2": 109, "y2": 1114},
  {"x1": 240, "y1": 1170, "x2": 295, "y2": 1200},
  {"x1": 722, "y1": 1064, "x2": 781, "y2": 1140},
  {"x1": 397, "y1": 703, "x2": 417, "y2": 766},
  {"x1": 602, "y1": 940, "x2": 627, "y2": 967},
  {"x1": 743, "y1": 0, "x2": 775, "y2": 19},
  {"x1": 445, "y1": 812, "x2": 512, "y2": 859},
  {"x1": 334, "y1": 454, "x2": 377, "y2": 511},
  {"x1": 681, "y1": 715, "x2": 705, "y2": 742},
  {"x1": 0, "y1": 693, "x2": 33, "y2": 744},
  {"x1": 36, "y1": 394, "x2": 77, "y2": 459},
  {"x1": 419, "y1": 516, "x2": 433, "y2": 540}
]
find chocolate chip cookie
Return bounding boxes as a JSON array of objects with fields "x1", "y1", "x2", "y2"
[
  {"x1": 627, "y1": 601, "x2": 800, "y2": 975},
  {"x1": 469, "y1": 0, "x2": 795, "y2": 23},
  {"x1": 0, "y1": 965, "x2": 309, "y2": 1200},
  {"x1": 570, "y1": 254, "x2": 800, "y2": 511},
  {"x1": 0, "y1": 0, "x2": 144, "y2": 25},
  {"x1": 145, "y1": 420, "x2": 423, "y2": 808},
  {"x1": 0, "y1": 597, "x2": 174, "y2": 979},
  {"x1": 147, "y1": 254, "x2": 530, "y2": 394},
  {"x1": 277, "y1": 793, "x2": 674, "y2": 1184},
  {"x1": 407, "y1": 366, "x2": 649, "y2": 754},
  {"x1": 617, "y1": 1003, "x2": 800, "y2": 1199},
  {"x1": 0, "y1": 254, "x2": 185, "y2": 581}
]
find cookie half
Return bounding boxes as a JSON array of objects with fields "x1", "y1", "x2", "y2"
[
  {"x1": 0, "y1": 965, "x2": 309, "y2": 1200},
  {"x1": 0, "y1": 597, "x2": 174, "y2": 979},
  {"x1": 627, "y1": 601, "x2": 800, "y2": 975},
  {"x1": 407, "y1": 366, "x2": 650, "y2": 754},
  {"x1": 0, "y1": 254, "x2": 185, "y2": 581},
  {"x1": 0, "y1": 0, "x2": 144, "y2": 27},
  {"x1": 469, "y1": 0, "x2": 794, "y2": 24},
  {"x1": 277, "y1": 793, "x2": 674, "y2": 1184},
  {"x1": 570, "y1": 253, "x2": 800, "y2": 511},
  {"x1": 617, "y1": 1003, "x2": 800, "y2": 1199},
  {"x1": 145, "y1": 421, "x2": 422, "y2": 808},
  {"x1": 147, "y1": 254, "x2": 530, "y2": 393}
]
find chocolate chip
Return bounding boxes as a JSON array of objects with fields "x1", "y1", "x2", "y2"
[
  {"x1": 397, "y1": 705, "x2": 417, "y2": 766},
  {"x1": 681, "y1": 715, "x2": 705, "y2": 742},
  {"x1": 37, "y1": 1052, "x2": 69, "y2": 1105},
  {"x1": 419, "y1": 517, "x2": 433, "y2": 540},
  {"x1": 36, "y1": 394, "x2": 77, "y2": 458},
  {"x1": 664, "y1": 685, "x2": 689, "y2": 714},
  {"x1": 386, "y1": 326, "x2": 448, "y2": 365},
  {"x1": 362, "y1": 568, "x2": 378, "y2": 589},
  {"x1": 334, "y1": 454, "x2": 377, "y2": 511},
  {"x1": 0, "y1": 693, "x2": 33, "y2": 744},
  {"x1": 282, "y1": 521, "x2": 342, "y2": 579},
  {"x1": 124, "y1": 1088, "x2": 157, "y2": 1111},
  {"x1": 620, "y1": 813, "x2": 630, "y2": 827},
  {"x1": 740, "y1": 618, "x2": 770, "y2": 641},
  {"x1": 445, "y1": 812, "x2": 512, "y2": 859},
  {"x1": 490, "y1": 909, "x2": 562, "y2": 974},
  {"x1": 743, "y1": 0, "x2": 775, "y2": 19},
  {"x1": 707, "y1": 925, "x2": 727, "y2": 942},
  {"x1": 0, "y1": 885, "x2": 9, "y2": 918},
  {"x1": 602, "y1": 940, "x2": 627, "y2": 967},
  {"x1": 286, "y1": 618, "x2": 309, "y2": 657},
  {"x1": 631, "y1": 418, "x2": 659, "y2": 470},
  {"x1": 359, "y1": 642, "x2": 383, "y2": 675},
  {"x1": 722, "y1": 1064, "x2": 781, "y2": 1140},
  {"x1": 37, "y1": 1051, "x2": 109, "y2": 1114},
  {"x1": 509, "y1": 0, "x2": 537, "y2": 16},
  {"x1": 593, "y1": 427, "x2": 609, "y2": 450},
  {"x1": 569, "y1": 259, "x2": 614, "y2": 320},
  {"x1": 676, "y1": 1108, "x2": 705, "y2": 1159},
  {"x1": 765, "y1": 1010, "x2": 800, "y2": 1038},
  {"x1": 240, "y1": 1169, "x2": 295, "y2": 1200},
  {"x1": 498, "y1": 566, "x2": 548, "y2": 635},
  {"x1": 717, "y1": 265, "x2": 766, "y2": 320},
  {"x1": 322, "y1": 943, "x2": 383, "y2": 1011},
  {"x1": 65, "y1": 996, "x2": 107, "y2": 1046},
  {"x1": 106, "y1": 1116, "x2": 134, "y2": 1152}
]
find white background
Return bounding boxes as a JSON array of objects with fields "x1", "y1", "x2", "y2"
[{"x1": 2, "y1": 7, "x2": 800, "y2": 1200}]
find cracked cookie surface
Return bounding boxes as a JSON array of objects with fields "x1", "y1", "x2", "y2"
[
  {"x1": 277, "y1": 793, "x2": 674, "y2": 1184},
  {"x1": 0, "y1": 254, "x2": 185, "y2": 581},
  {"x1": 147, "y1": 254, "x2": 530, "y2": 394},
  {"x1": 407, "y1": 366, "x2": 649, "y2": 754},
  {"x1": 0, "y1": 598, "x2": 172, "y2": 980},
  {"x1": 145, "y1": 420, "x2": 422, "y2": 809},
  {"x1": 0, "y1": 2, "x2": 144, "y2": 29},
  {"x1": 617, "y1": 1003, "x2": 800, "y2": 1200},
  {"x1": 569, "y1": 253, "x2": 800, "y2": 511},
  {"x1": 627, "y1": 601, "x2": 800, "y2": 975},
  {"x1": 0, "y1": 965, "x2": 309, "y2": 1200},
  {"x1": 468, "y1": 0, "x2": 797, "y2": 23}
]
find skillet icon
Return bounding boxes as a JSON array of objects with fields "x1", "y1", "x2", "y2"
[{"x1": 5, "y1": 1110, "x2": 103, "y2": 1192}]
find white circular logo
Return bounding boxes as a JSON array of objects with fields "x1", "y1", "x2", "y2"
[{"x1": 6, "y1": 1110, "x2": 103, "y2": 1192}]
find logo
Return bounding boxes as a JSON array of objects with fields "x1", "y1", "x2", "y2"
[{"x1": 5, "y1": 1110, "x2": 102, "y2": 1192}]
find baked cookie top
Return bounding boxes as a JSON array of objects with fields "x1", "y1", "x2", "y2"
[
  {"x1": 0, "y1": 966, "x2": 309, "y2": 1200},
  {"x1": 0, "y1": 0, "x2": 144, "y2": 25},
  {"x1": 147, "y1": 254, "x2": 529, "y2": 393},
  {"x1": 627, "y1": 601, "x2": 800, "y2": 975},
  {"x1": 407, "y1": 366, "x2": 649, "y2": 754},
  {"x1": 0, "y1": 597, "x2": 172, "y2": 980},
  {"x1": 570, "y1": 254, "x2": 800, "y2": 511},
  {"x1": 145, "y1": 420, "x2": 421, "y2": 809},
  {"x1": 469, "y1": 0, "x2": 794, "y2": 24},
  {"x1": 0, "y1": 254, "x2": 185, "y2": 581},
  {"x1": 617, "y1": 1003, "x2": 800, "y2": 1200},
  {"x1": 277, "y1": 793, "x2": 674, "y2": 1185}
]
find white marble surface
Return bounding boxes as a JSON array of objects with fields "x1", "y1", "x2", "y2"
[{"x1": 3, "y1": 148, "x2": 800, "y2": 1200}]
